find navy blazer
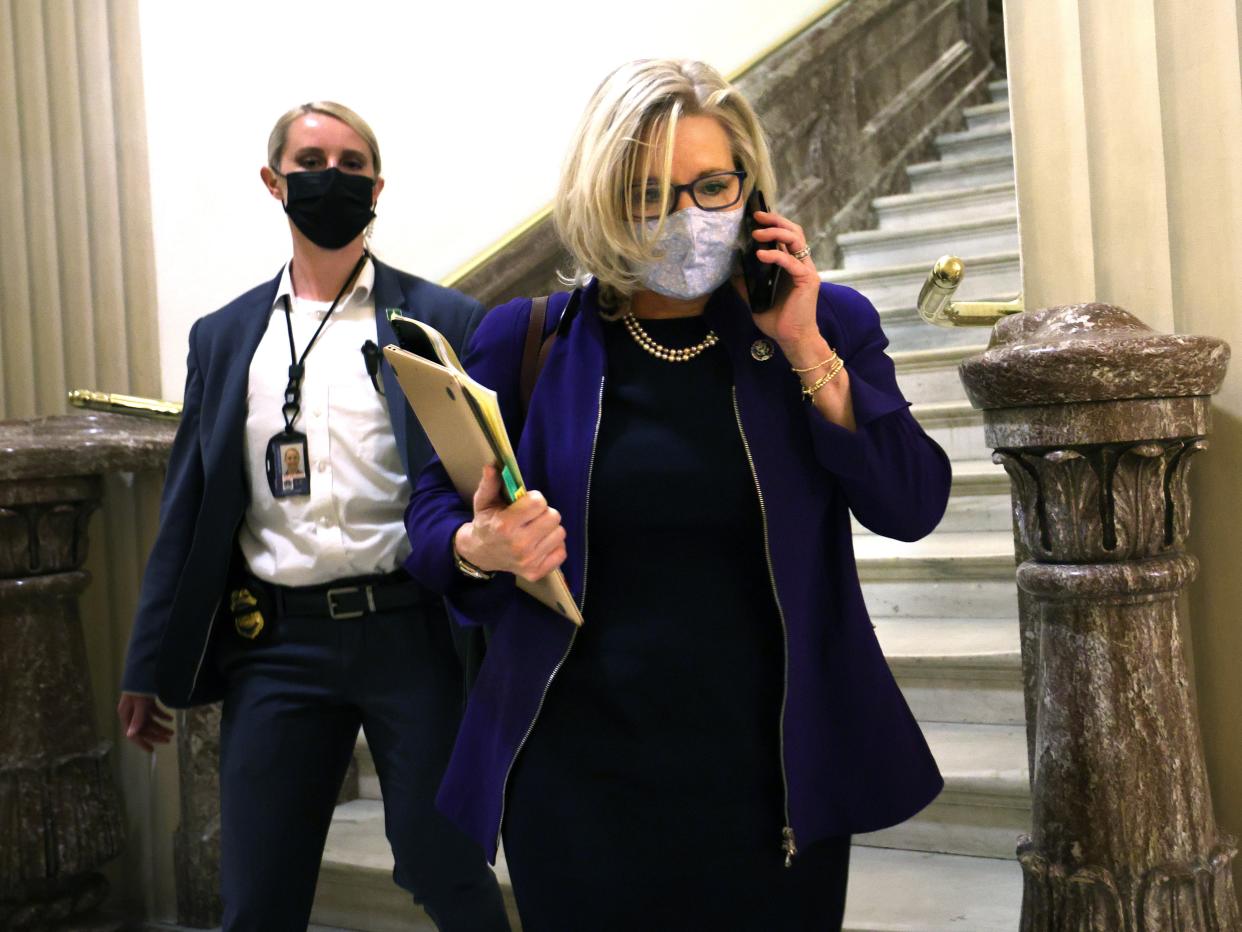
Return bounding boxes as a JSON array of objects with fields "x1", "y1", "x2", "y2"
[{"x1": 122, "y1": 258, "x2": 486, "y2": 708}]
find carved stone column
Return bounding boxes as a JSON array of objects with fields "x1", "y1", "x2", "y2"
[
  {"x1": 959, "y1": 305, "x2": 1239, "y2": 930},
  {"x1": 0, "y1": 414, "x2": 174, "y2": 930}
]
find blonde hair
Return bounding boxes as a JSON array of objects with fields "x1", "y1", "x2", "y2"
[
  {"x1": 266, "y1": 101, "x2": 382, "y2": 175},
  {"x1": 554, "y1": 59, "x2": 777, "y2": 306}
]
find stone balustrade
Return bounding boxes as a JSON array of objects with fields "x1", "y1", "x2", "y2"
[{"x1": 0, "y1": 413, "x2": 174, "y2": 929}]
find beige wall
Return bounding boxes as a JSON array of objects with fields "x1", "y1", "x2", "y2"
[{"x1": 1007, "y1": 0, "x2": 1242, "y2": 888}]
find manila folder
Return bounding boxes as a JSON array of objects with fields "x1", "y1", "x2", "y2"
[{"x1": 382, "y1": 333, "x2": 582, "y2": 626}]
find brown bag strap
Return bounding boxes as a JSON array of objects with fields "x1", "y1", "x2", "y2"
[
  {"x1": 520, "y1": 296, "x2": 549, "y2": 414},
  {"x1": 519, "y1": 290, "x2": 581, "y2": 415}
]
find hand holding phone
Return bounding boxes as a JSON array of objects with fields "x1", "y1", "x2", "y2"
[{"x1": 741, "y1": 189, "x2": 783, "y2": 313}]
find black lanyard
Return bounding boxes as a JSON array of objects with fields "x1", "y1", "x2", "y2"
[{"x1": 279, "y1": 251, "x2": 370, "y2": 432}]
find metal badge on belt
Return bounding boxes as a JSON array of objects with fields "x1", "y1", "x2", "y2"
[{"x1": 230, "y1": 587, "x2": 266, "y2": 640}]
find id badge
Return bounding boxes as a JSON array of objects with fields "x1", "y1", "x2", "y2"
[{"x1": 266, "y1": 430, "x2": 311, "y2": 498}]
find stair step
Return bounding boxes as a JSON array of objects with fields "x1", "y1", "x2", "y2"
[
  {"x1": 840, "y1": 215, "x2": 1019, "y2": 271},
  {"x1": 312, "y1": 800, "x2": 1026, "y2": 931},
  {"x1": 935, "y1": 123, "x2": 1013, "y2": 161},
  {"x1": 843, "y1": 846, "x2": 1021, "y2": 930},
  {"x1": 356, "y1": 731, "x2": 380, "y2": 800},
  {"x1": 948, "y1": 458, "x2": 1009, "y2": 494},
  {"x1": 855, "y1": 494, "x2": 1010, "y2": 538},
  {"x1": 963, "y1": 100, "x2": 1011, "y2": 131},
  {"x1": 988, "y1": 78, "x2": 1009, "y2": 104},
  {"x1": 906, "y1": 153, "x2": 1014, "y2": 193},
  {"x1": 910, "y1": 399, "x2": 990, "y2": 461},
  {"x1": 313, "y1": 799, "x2": 522, "y2": 931},
  {"x1": 874, "y1": 182, "x2": 1016, "y2": 231},
  {"x1": 878, "y1": 617, "x2": 1024, "y2": 726},
  {"x1": 858, "y1": 466, "x2": 1017, "y2": 619},
  {"x1": 863, "y1": 575, "x2": 1018, "y2": 622},
  {"x1": 877, "y1": 617, "x2": 1020, "y2": 671},
  {"x1": 853, "y1": 531, "x2": 1015, "y2": 581},
  {"x1": 852, "y1": 458, "x2": 1011, "y2": 533},
  {"x1": 891, "y1": 342, "x2": 987, "y2": 404},
  {"x1": 821, "y1": 251, "x2": 1021, "y2": 313},
  {"x1": 857, "y1": 723, "x2": 1030, "y2": 859}
]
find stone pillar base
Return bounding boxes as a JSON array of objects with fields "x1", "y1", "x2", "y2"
[{"x1": 1019, "y1": 837, "x2": 1239, "y2": 930}]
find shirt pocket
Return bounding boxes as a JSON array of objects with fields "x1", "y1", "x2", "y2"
[
  {"x1": 327, "y1": 382, "x2": 406, "y2": 481},
  {"x1": 328, "y1": 383, "x2": 390, "y2": 455}
]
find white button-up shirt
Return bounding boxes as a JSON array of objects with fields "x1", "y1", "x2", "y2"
[{"x1": 238, "y1": 258, "x2": 412, "y2": 587}]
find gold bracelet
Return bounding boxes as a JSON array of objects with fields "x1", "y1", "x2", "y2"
[
  {"x1": 790, "y1": 351, "x2": 839, "y2": 374},
  {"x1": 801, "y1": 357, "x2": 845, "y2": 398}
]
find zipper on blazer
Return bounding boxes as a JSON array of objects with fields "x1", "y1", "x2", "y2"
[
  {"x1": 494, "y1": 376, "x2": 606, "y2": 855},
  {"x1": 732, "y1": 386, "x2": 797, "y2": 867}
]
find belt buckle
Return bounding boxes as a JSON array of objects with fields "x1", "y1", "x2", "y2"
[{"x1": 326, "y1": 585, "x2": 375, "y2": 620}]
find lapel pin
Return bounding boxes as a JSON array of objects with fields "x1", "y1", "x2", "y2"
[{"x1": 751, "y1": 339, "x2": 775, "y2": 362}]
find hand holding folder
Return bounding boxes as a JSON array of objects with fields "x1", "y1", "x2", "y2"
[{"x1": 383, "y1": 317, "x2": 583, "y2": 626}]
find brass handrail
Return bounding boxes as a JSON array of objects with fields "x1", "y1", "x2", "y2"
[
  {"x1": 917, "y1": 255, "x2": 1024, "y2": 327},
  {"x1": 68, "y1": 389, "x2": 183, "y2": 420}
]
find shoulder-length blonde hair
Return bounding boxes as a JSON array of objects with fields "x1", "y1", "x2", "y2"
[
  {"x1": 554, "y1": 59, "x2": 777, "y2": 307},
  {"x1": 266, "y1": 101, "x2": 382, "y2": 175}
]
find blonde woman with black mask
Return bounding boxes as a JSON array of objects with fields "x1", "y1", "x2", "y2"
[{"x1": 117, "y1": 102, "x2": 509, "y2": 932}]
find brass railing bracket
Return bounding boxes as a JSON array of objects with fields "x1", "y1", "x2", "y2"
[
  {"x1": 917, "y1": 255, "x2": 1024, "y2": 327},
  {"x1": 68, "y1": 390, "x2": 183, "y2": 420}
]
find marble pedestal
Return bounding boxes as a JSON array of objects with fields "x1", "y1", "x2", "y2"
[
  {"x1": 0, "y1": 414, "x2": 175, "y2": 929},
  {"x1": 960, "y1": 305, "x2": 1240, "y2": 930}
]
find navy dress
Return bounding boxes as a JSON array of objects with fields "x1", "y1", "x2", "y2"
[{"x1": 503, "y1": 312, "x2": 850, "y2": 931}]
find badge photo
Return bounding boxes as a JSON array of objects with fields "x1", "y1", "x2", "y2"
[{"x1": 266, "y1": 430, "x2": 311, "y2": 498}]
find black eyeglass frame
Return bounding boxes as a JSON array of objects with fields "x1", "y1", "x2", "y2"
[{"x1": 632, "y1": 169, "x2": 750, "y2": 218}]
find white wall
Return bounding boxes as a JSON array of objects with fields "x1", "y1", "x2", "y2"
[{"x1": 139, "y1": 0, "x2": 831, "y2": 399}]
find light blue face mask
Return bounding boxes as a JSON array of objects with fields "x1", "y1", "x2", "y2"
[{"x1": 636, "y1": 207, "x2": 745, "y2": 300}]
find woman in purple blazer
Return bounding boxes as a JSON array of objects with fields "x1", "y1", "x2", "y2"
[{"x1": 404, "y1": 59, "x2": 951, "y2": 931}]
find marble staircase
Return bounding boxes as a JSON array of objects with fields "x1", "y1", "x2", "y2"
[
  {"x1": 825, "y1": 76, "x2": 1027, "y2": 930},
  {"x1": 310, "y1": 77, "x2": 1026, "y2": 931}
]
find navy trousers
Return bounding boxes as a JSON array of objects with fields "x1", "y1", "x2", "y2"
[{"x1": 215, "y1": 597, "x2": 509, "y2": 932}]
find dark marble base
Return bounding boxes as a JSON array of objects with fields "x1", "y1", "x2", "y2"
[
  {"x1": 1, "y1": 415, "x2": 177, "y2": 928},
  {"x1": 963, "y1": 303, "x2": 1239, "y2": 930}
]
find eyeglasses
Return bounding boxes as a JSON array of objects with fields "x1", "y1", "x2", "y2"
[{"x1": 629, "y1": 170, "x2": 748, "y2": 219}]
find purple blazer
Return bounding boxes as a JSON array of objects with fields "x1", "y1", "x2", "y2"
[{"x1": 404, "y1": 279, "x2": 951, "y2": 863}]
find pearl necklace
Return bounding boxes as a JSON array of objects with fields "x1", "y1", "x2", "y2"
[{"x1": 621, "y1": 313, "x2": 719, "y2": 363}]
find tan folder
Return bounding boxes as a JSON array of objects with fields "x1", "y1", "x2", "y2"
[{"x1": 383, "y1": 317, "x2": 582, "y2": 626}]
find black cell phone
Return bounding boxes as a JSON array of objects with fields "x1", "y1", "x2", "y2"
[{"x1": 742, "y1": 189, "x2": 783, "y2": 312}]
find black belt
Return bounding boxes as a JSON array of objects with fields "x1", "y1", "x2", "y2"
[{"x1": 249, "y1": 570, "x2": 428, "y2": 621}]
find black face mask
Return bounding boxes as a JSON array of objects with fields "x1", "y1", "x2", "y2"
[{"x1": 282, "y1": 168, "x2": 376, "y2": 250}]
